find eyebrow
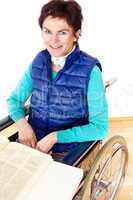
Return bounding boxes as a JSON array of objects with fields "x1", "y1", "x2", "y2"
[{"x1": 42, "y1": 27, "x2": 70, "y2": 32}]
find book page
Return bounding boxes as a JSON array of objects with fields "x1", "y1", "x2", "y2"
[
  {"x1": 0, "y1": 139, "x2": 83, "y2": 200},
  {"x1": 26, "y1": 161, "x2": 83, "y2": 200},
  {"x1": 0, "y1": 135, "x2": 9, "y2": 151},
  {"x1": 0, "y1": 142, "x2": 53, "y2": 200}
]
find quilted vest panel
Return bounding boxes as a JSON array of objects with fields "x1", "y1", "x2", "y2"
[{"x1": 28, "y1": 45, "x2": 102, "y2": 140}]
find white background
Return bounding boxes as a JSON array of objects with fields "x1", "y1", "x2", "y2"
[{"x1": 0, "y1": 0, "x2": 133, "y2": 118}]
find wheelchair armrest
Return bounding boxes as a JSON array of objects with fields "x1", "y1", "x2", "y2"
[
  {"x1": 0, "y1": 115, "x2": 14, "y2": 131},
  {"x1": 0, "y1": 104, "x2": 30, "y2": 141},
  {"x1": 0, "y1": 116, "x2": 18, "y2": 141},
  {"x1": 0, "y1": 105, "x2": 30, "y2": 141}
]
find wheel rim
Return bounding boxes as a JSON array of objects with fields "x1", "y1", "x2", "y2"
[
  {"x1": 80, "y1": 136, "x2": 128, "y2": 200},
  {"x1": 91, "y1": 145, "x2": 127, "y2": 200}
]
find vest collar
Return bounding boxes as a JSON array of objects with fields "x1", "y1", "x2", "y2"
[
  {"x1": 64, "y1": 44, "x2": 80, "y2": 70},
  {"x1": 45, "y1": 43, "x2": 80, "y2": 70},
  {"x1": 43, "y1": 44, "x2": 80, "y2": 81},
  {"x1": 51, "y1": 45, "x2": 76, "y2": 68}
]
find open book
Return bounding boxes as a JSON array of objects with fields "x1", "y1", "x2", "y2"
[{"x1": 0, "y1": 135, "x2": 83, "y2": 200}]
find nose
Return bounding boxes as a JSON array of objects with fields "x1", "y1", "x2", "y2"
[{"x1": 51, "y1": 34, "x2": 60, "y2": 43}]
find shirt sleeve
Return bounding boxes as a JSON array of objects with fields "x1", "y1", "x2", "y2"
[
  {"x1": 7, "y1": 64, "x2": 33, "y2": 121},
  {"x1": 56, "y1": 65, "x2": 109, "y2": 143}
]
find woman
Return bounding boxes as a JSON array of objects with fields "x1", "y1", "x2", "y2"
[{"x1": 7, "y1": 0, "x2": 108, "y2": 156}]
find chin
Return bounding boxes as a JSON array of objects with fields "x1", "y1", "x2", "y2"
[{"x1": 47, "y1": 46, "x2": 66, "y2": 57}]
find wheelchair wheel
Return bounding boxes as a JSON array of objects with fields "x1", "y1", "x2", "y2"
[{"x1": 80, "y1": 135, "x2": 128, "y2": 200}]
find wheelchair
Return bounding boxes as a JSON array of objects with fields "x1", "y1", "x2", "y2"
[
  {"x1": 0, "y1": 78, "x2": 128, "y2": 200},
  {"x1": 0, "y1": 115, "x2": 128, "y2": 200}
]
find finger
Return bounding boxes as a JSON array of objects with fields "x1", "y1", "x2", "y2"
[
  {"x1": 31, "y1": 135, "x2": 37, "y2": 148},
  {"x1": 26, "y1": 141, "x2": 32, "y2": 147},
  {"x1": 36, "y1": 147, "x2": 44, "y2": 153},
  {"x1": 18, "y1": 137, "x2": 33, "y2": 148},
  {"x1": 36, "y1": 145, "x2": 46, "y2": 153},
  {"x1": 36, "y1": 144, "x2": 40, "y2": 151},
  {"x1": 31, "y1": 139, "x2": 36, "y2": 148},
  {"x1": 26, "y1": 137, "x2": 36, "y2": 148},
  {"x1": 18, "y1": 138, "x2": 25, "y2": 145},
  {"x1": 22, "y1": 138, "x2": 32, "y2": 147}
]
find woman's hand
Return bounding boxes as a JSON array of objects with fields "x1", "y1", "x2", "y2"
[
  {"x1": 36, "y1": 132, "x2": 57, "y2": 153},
  {"x1": 16, "y1": 118, "x2": 37, "y2": 148}
]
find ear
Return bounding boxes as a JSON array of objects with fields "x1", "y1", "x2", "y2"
[{"x1": 74, "y1": 29, "x2": 81, "y2": 42}]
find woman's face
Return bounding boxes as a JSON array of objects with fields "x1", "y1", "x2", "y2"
[{"x1": 42, "y1": 16, "x2": 79, "y2": 57}]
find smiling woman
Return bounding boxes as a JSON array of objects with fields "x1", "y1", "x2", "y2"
[
  {"x1": 41, "y1": 16, "x2": 79, "y2": 58},
  {"x1": 6, "y1": 0, "x2": 108, "y2": 156}
]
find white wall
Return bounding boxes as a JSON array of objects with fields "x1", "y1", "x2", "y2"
[
  {"x1": 0, "y1": 0, "x2": 133, "y2": 118},
  {"x1": 81, "y1": 0, "x2": 133, "y2": 117}
]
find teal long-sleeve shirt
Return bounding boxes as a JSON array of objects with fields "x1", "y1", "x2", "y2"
[{"x1": 7, "y1": 65, "x2": 108, "y2": 143}]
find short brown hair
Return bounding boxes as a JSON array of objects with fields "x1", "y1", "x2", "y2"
[{"x1": 38, "y1": 0, "x2": 83, "y2": 33}]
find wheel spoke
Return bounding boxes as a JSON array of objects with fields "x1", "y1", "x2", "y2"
[{"x1": 90, "y1": 145, "x2": 128, "y2": 200}]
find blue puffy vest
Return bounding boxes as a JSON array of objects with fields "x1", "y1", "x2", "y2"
[{"x1": 28, "y1": 44, "x2": 102, "y2": 141}]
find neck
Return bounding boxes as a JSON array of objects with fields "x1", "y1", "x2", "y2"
[{"x1": 51, "y1": 45, "x2": 76, "y2": 69}]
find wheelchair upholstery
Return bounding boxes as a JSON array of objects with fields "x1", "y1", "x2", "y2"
[{"x1": 52, "y1": 141, "x2": 99, "y2": 166}]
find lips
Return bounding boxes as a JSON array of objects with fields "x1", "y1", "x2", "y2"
[{"x1": 50, "y1": 45, "x2": 62, "y2": 49}]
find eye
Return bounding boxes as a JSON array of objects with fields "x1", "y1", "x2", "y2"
[
  {"x1": 43, "y1": 29, "x2": 52, "y2": 34},
  {"x1": 59, "y1": 31, "x2": 67, "y2": 35}
]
